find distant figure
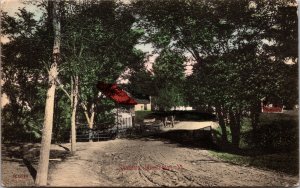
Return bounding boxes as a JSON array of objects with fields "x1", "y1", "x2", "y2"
[{"x1": 162, "y1": 116, "x2": 175, "y2": 128}]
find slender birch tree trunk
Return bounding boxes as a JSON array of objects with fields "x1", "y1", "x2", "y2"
[
  {"x1": 81, "y1": 103, "x2": 91, "y2": 127},
  {"x1": 88, "y1": 103, "x2": 95, "y2": 142},
  {"x1": 81, "y1": 104, "x2": 92, "y2": 125},
  {"x1": 89, "y1": 103, "x2": 95, "y2": 129},
  {"x1": 80, "y1": 102, "x2": 95, "y2": 141},
  {"x1": 71, "y1": 76, "x2": 78, "y2": 153},
  {"x1": 35, "y1": 0, "x2": 60, "y2": 185}
]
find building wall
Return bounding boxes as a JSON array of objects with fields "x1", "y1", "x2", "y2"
[
  {"x1": 171, "y1": 106, "x2": 193, "y2": 111},
  {"x1": 135, "y1": 103, "x2": 151, "y2": 111},
  {"x1": 116, "y1": 112, "x2": 133, "y2": 129}
]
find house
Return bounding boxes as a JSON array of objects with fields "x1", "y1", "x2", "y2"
[
  {"x1": 97, "y1": 82, "x2": 137, "y2": 129},
  {"x1": 261, "y1": 97, "x2": 283, "y2": 113},
  {"x1": 132, "y1": 95, "x2": 151, "y2": 111}
]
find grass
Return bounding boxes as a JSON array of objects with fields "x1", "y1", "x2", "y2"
[
  {"x1": 135, "y1": 111, "x2": 152, "y2": 123},
  {"x1": 209, "y1": 150, "x2": 299, "y2": 175},
  {"x1": 209, "y1": 112, "x2": 299, "y2": 176}
]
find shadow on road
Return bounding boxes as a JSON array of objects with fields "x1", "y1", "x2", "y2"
[
  {"x1": 22, "y1": 158, "x2": 37, "y2": 181},
  {"x1": 57, "y1": 144, "x2": 70, "y2": 151}
]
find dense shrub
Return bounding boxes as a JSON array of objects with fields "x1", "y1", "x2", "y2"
[
  {"x1": 245, "y1": 113, "x2": 298, "y2": 152},
  {"x1": 254, "y1": 119, "x2": 298, "y2": 152}
]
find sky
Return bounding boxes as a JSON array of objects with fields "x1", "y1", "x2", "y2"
[
  {"x1": 1, "y1": 0, "x2": 42, "y2": 17},
  {"x1": 1, "y1": 0, "x2": 25, "y2": 16},
  {"x1": 1, "y1": 0, "x2": 43, "y2": 43}
]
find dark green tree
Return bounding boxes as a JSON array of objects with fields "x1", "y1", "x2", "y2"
[
  {"x1": 151, "y1": 49, "x2": 186, "y2": 110},
  {"x1": 1, "y1": 7, "x2": 52, "y2": 142},
  {"x1": 58, "y1": 1, "x2": 144, "y2": 142}
]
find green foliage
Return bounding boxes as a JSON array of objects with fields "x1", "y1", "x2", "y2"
[
  {"x1": 151, "y1": 49, "x2": 186, "y2": 110},
  {"x1": 127, "y1": 69, "x2": 155, "y2": 96},
  {"x1": 244, "y1": 113, "x2": 298, "y2": 152},
  {"x1": 213, "y1": 113, "x2": 298, "y2": 151},
  {"x1": 210, "y1": 113, "x2": 299, "y2": 175},
  {"x1": 1, "y1": 1, "x2": 145, "y2": 142},
  {"x1": 52, "y1": 90, "x2": 72, "y2": 143},
  {"x1": 134, "y1": 0, "x2": 297, "y2": 107},
  {"x1": 153, "y1": 85, "x2": 184, "y2": 110},
  {"x1": 210, "y1": 150, "x2": 298, "y2": 175},
  {"x1": 94, "y1": 98, "x2": 116, "y2": 129},
  {"x1": 152, "y1": 49, "x2": 186, "y2": 84},
  {"x1": 1, "y1": 6, "x2": 52, "y2": 142},
  {"x1": 60, "y1": 1, "x2": 145, "y2": 121},
  {"x1": 128, "y1": 48, "x2": 186, "y2": 111},
  {"x1": 1, "y1": 0, "x2": 297, "y2": 147}
]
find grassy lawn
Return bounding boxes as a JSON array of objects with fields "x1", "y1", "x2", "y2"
[{"x1": 209, "y1": 112, "x2": 299, "y2": 176}]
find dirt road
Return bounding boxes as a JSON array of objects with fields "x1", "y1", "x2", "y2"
[{"x1": 49, "y1": 139, "x2": 298, "y2": 187}]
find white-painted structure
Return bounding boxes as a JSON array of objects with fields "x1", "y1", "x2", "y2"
[
  {"x1": 134, "y1": 96, "x2": 152, "y2": 111},
  {"x1": 171, "y1": 106, "x2": 193, "y2": 111},
  {"x1": 135, "y1": 103, "x2": 151, "y2": 111},
  {"x1": 116, "y1": 112, "x2": 133, "y2": 129}
]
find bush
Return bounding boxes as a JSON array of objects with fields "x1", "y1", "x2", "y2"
[
  {"x1": 254, "y1": 119, "x2": 298, "y2": 152},
  {"x1": 245, "y1": 113, "x2": 298, "y2": 152}
]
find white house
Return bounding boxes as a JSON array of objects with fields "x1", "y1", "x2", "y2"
[{"x1": 134, "y1": 96, "x2": 151, "y2": 111}]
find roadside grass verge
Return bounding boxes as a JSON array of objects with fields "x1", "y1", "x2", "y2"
[
  {"x1": 209, "y1": 150, "x2": 298, "y2": 175},
  {"x1": 210, "y1": 112, "x2": 299, "y2": 176}
]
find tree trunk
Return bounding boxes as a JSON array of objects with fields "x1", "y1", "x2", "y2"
[
  {"x1": 81, "y1": 103, "x2": 92, "y2": 127},
  {"x1": 250, "y1": 102, "x2": 261, "y2": 131},
  {"x1": 35, "y1": 1, "x2": 60, "y2": 185},
  {"x1": 250, "y1": 102, "x2": 261, "y2": 144},
  {"x1": 229, "y1": 109, "x2": 241, "y2": 149},
  {"x1": 88, "y1": 103, "x2": 95, "y2": 142},
  {"x1": 81, "y1": 103, "x2": 95, "y2": 142},
  {"x1": 216, "y1": 106, "x2": 228, "y2": 144},
  {"x1": 89, "y1": 103, "x2": 95, "y2": 129},
  {"x1": 70, "y1": 76, "x2": 78, "y2": 154}
]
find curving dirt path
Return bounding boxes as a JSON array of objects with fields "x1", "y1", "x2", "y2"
[{"x1": 49, "y1": 139, "x2": 298, "y2": 187}]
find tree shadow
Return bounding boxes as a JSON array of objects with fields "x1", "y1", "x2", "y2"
[
  {"x1": 57, "y1": 144, "x2": 70, "y2": 151},
  {"x1": 2, "y1": 143, "x2": 73, "y2": 182},
  {"x1": 22, "y1": 158, "x2": 37, "y2": 181},
  {"x1": 123, "y1": 129, "x2": 218, "y2": 151}
]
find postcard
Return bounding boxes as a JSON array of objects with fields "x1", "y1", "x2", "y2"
[{"x1": 1, "y1": 0, "x2": 298, "y2": 187}]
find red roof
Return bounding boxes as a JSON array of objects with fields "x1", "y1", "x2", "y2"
[
  {"x1": 97, "y1": 82, "x2": 137, "y2": 105},
  {"x1": 262, "y1": 106, "x2": 283, "y2": 113}
]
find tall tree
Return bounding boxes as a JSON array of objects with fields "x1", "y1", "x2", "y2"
[
  {"x1": 35, "y1": 0, "x2": 61, "y2": 185},
  {"x1": 151, "y1": 49, "x2": 186, "y2": 110},
  {"x1": 133, "y1": 0, "x2": 297, "y2": 148},
  {"x1": 57, "y1": 1, "x2": 144, "y2": 142},
  {"x1": 1, "y1": 7, "x2": 51, "y2": 142}
]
